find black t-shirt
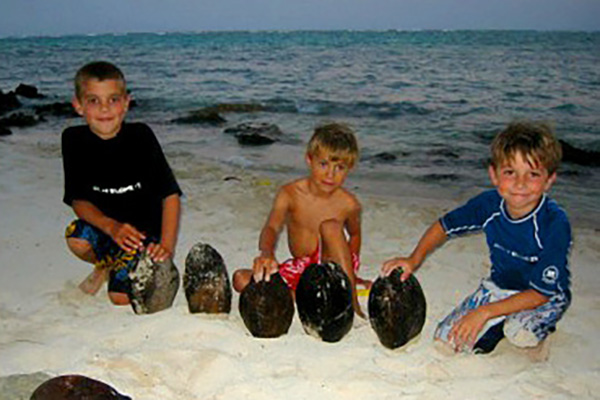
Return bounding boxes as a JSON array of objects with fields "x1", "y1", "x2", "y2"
[{"x1": 62, "y1": 122, "x2": 182, "y2": 238}]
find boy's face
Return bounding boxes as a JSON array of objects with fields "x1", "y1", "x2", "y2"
[
  {"x1": 306, "y1": 150, "x2": 352, "y2": 194},
  {"x1": 72, "y1": 78, "x2": 130, "y2": 139},
  {"x1": 489, "y1": 151, "x2": 556, "y2": 219}
]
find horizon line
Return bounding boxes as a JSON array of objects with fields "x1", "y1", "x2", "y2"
[{"x1": 2, "y1": 27, "x2": 599, "y2": 40}]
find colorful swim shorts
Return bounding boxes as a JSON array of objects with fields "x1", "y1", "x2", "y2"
[
  {"x1": 278, "y1": 245, "x2": 360, "y2": 291},
  {"x1": 65, "y1": 219, "x2": 140, "y2": 294},
  {"x1": 434, "y1": 278, "x2": 570, "y2": 353}
]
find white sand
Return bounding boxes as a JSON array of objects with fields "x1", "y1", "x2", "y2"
[{"x1": 1, "y1": 138, "x2": 599, "y2": 399}]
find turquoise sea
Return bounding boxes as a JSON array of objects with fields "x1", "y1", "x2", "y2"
[{"x1": 1, "y1": 30, "x2": 599, "y2": 227}]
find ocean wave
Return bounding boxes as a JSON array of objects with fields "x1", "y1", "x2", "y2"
[
  {"x1": 551, "y1": 103, "x2": 579, "y2": 113},
  {"x1": 260, "y1": 99, "x2": 432, "y2": 118}
]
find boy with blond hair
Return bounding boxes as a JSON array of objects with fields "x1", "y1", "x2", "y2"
[
  {"x1": 233, "y1": 122, "x2": 371, "y2": 317},
  {"x1": 382, "y1": 121, "x2": 571, "y2": 354},
  {"x1": 62, "y1": 61, "x2": 182, "y2": 306}
]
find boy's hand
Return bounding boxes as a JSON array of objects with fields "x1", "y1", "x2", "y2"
[
  {"x1": 110, "y1": 222, "x2": 146, "y2": 253},
  {"x1": 381, "y1": 256, "x2": 417, "y2": 281},
  {"x1": 252, "y1": 254, "x2": 279, "y2": 282},
  {"x1": 146, "y1": 242, "x2": 173, "y2": 263},
  {"x1": 448, "y1": 308, "x2": 490, "y2": 352}
]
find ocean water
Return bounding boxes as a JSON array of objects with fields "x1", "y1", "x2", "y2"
[{"x1": 1, "y1": 30, "x2": 599, "y2": 227}]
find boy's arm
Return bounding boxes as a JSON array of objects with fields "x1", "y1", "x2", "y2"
[
  {"x1": 449, "y1": 289, "x2": 548, "y2": 350},
  {"x1": 345, "y1": 202, "x2": 361, "y2": 257},
  {"x1": 253, "y1": 187, "x2": 290, "y2": 281},
  {"x1": 146, "y1": 193, "x2": 181, "y2": 262},
  {"x1": 72, "y1": 199, "x2": 145, "y2": 253},
  {"x1": 381, "y1": 220, "x2": 447, "y2": 281}
]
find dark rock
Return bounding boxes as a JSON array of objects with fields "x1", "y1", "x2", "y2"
[
  {"x1": 368, "y1": 269, "x2": 426, "y2": 349},
  {"x1": 421, "y1": 173, "x2": 460, "y2": 182},
  {"x1": 15, "y1": 83, "x2": 44, "y2": 99},
  {"x1": 373, "y1": 152, "x2": 397, "y2": 162},
  {"x1": 224, "y1": 122, "x2": 282, "y2": 146},
  {"x1": 34, "y1": 101, "x2": 79, "y2": 117},
  {"x1": 239, "y1": 273, "x2": 294, "y2": 338},
  {"x1": 296, "y1": 262, "x2": 354, "y2": 343},
  {"x1": 31, "y1": 375, "x2": 131, "y2": 400},
  {"x1": 128, "y1": 250, "x2": 179, "y2": 315},
  {"x1": 183, "y1": 242, "x2": 232, "y2": 314},
  {"x1": 172, "y1": 109, "x2": 226, "y2": 125},
  {"x1": 0, "y1": 112, "x2": 39, "y2": 128},
  {"x1": 0, "y1": 90, "x2": 21, "y2": 114},
  {"x1": 427, "y1": 148, "x2": 460, "y2": 158},
  {"x1": 560, "y1": 139, "x2": 600, "y2": 167},
  {"x1": 0, "y1": 126, "x2": 12, "y2": 136}
]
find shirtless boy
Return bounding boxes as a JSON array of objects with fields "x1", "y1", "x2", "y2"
[{"x1": 233, "y1": 122, "x2": 371, "y2": 317}]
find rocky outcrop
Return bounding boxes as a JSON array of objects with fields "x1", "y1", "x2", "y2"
[
  {"x1": 224, "y1": 122, "x2": 282, "y2": 146},
  {"x1": 560, "y1": 140, "x2": 600, "y2": 167},
  {"x1": 34, "y1": 102, "x2": 78, "y2": 117},
  {"x1": 0, "y1": 90, "x2": 21, "y2": 114},
  {"x1": 15, "y1": 83, "x2": 45, "y2": 99},
  {"x1": 172, "y1": 109, "x2": 226, "y2": 125},
  {"x1": 0, "y1": 112, "x2": 40, "y2": 128}
]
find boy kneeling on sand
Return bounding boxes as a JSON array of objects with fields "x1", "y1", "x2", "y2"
[
  {"x1": 381, "y1": 121, "x2": 571, "y2": 355},
  {"x1": 233, "y1": 122, "x2": 371, "y2": 317},
  {"x1": 62, "y1": 61, "x2": 182, "y2": 305}
]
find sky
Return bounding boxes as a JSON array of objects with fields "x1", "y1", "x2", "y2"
[{"x1": 0, "y1": 0, "x2": 599, "y2": 37}]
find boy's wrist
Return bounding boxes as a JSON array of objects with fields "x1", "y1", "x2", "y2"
[
  {"x1": 477, "y1": 304, "x2": 494, "y2": 320},
  {"x1": 102, "y1": 218, "x2": 118, "y2": 238},
  {"x1": 259, "y1": 250, "x2": 275, "y2": 258},
  {"x1": 408, "y1": 253, "x2": 423, "y2": 270}
]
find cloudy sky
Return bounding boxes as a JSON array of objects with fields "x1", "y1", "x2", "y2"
[{"x1": 1, "y1": 0, "x2": 599, "y2": 37}]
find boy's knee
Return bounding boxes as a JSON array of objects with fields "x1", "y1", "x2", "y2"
[
  {"x1": 67, "y1": 237, "x2": 96, "y2": 262},
  {"x1": 232, "y1": 269, "x2": 251, "y2": 293},
  {"x1": 108, "y1": 291, "x2": 130, "y2": 306}
]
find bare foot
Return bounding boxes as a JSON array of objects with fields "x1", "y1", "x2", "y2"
[
  {"x1": 108, "y1": 291, "x2": 130, "y2": 306},
  {"x1": 519, "y1": 337, "x2": 551, "y2": 362},
  {"x1": 78, "y1": 267, "x2": 108, "y2": 295}
]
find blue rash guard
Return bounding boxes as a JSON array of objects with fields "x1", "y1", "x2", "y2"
[{"x1": 440, "y1": 190, "x2": 572, "y2": 302}]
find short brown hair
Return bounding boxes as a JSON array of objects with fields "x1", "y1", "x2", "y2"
[
  {"x1": 307, "y1": 122, "x2": 359, "y2": 168},
  {"x1": 74, "y1": 61, "x2": 126, "y2": 99},
  {"x1": 490, "y1": 121, "x2": 562, "y2": 174}
]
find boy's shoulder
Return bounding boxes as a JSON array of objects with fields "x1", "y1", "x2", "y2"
[
  {"x1": 472, "y1": 189, "x2": 502, "y2": 202},
  {"x1": 62, "y1": 124, "x2": 89, "y2": 137},
  {"x1": 541, "y1": 196, "x2": 571, "y2": 230}
]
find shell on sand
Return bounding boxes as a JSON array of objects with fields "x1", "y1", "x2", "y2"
[
  {"x1": 183, "y1": 242, "x2": 232, "y2": 314},
  {"x1": 128, "y1": 250, "x2": 179, "y2": 315},
  {"x1": 295, "y1": 262, "x2": 354, "y2": 343},
  {"x1": 30, "y1": 374, "x2": 131, "y2": 400},
  {"x1": 239, "y1": 273, "x2": 294, "y2": 338},
  {"x1": 368, "y1": 269, "x2": 427, "y2": 349}
]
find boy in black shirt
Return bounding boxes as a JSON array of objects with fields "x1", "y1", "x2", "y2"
[{"x1": 62, "y1": 61, "x2": 182, "y2": 305}]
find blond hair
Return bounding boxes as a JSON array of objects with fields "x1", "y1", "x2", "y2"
[
  {"x1": 74, "y1": 61, "x2": 126, "y2": 100},
  {"x1": 490, "y1": 121, "x2": 562, "y2": 174},
  {"x1": 306, "y1": 122, "x2": 359, "y2": 168}
]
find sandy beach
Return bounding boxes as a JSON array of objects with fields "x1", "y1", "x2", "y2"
[{"x1": 0, "y1": 137, "x2": 599, "y2": 399}]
